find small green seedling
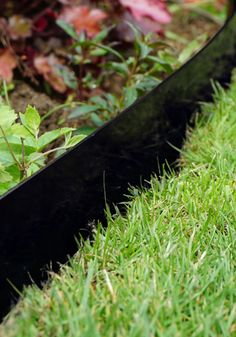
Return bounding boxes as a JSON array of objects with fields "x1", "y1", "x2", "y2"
[{"x1": 0, "y1": 102, "x2": 85, "y2": 196}]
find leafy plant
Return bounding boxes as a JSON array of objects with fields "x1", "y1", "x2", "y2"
[
  {"x1": 0, "y1": 100, "x2": 85, "y2": 196},
  {"x1": 56, "y1": 22, "x2": 171, "y2": 123},
  {"x1": 43, "y1": 18, "x2": 179, "y2": 132},
  {"x1": 62, "y1": 21, "x2": 204, "y2": 129}
]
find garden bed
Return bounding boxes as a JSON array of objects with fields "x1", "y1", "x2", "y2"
[
  {"x1": 0, "y1": 1, "x2": 225, "y2": 196},
  {"x1": 1, "y1": 1, "x2": 224, "y2": 141}
]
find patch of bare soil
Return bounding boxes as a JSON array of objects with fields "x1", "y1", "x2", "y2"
[
  {"x1": 9, "y1": 82, "x2": 78, "y2": 131},
  {"x1": 10, "y1": 82, "x2": 58, "y2": 117}
]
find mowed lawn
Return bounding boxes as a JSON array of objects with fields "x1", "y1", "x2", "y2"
[{"x1": 2, "y1": 80, "x2": 236, "y2": 337}]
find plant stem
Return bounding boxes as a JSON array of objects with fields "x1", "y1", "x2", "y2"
[
  {"x1": 42, "y1": 102, "x2": 81, "y2": 121},
  {"x1": 0, "y1": 125, "x2": 23, "y2": 171},
  {"x1": 3, "y1": 81, "x2": 10, "y2": 107},
  {"x1": 78, "y1": 50, "x2": 85, "y2": 101},
  {"x1": 20, "y1": 138, "x2": 27, "y2": 179},
  {"x1": 28, "y1": 146, "x2": 68, "y2": 165},
  {"x1": 90, "y1": 41, "x2": 125, "y2": 62}
]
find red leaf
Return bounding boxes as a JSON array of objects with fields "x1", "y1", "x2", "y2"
[
  {"x1": 0, "y1": 49, "x2": 17, "y2": 82},
  {"x1": 33, "y1": 8, "x2": 57, "y2": 32},
  {"x1": 34, "y1": 16, "x2": 48, "y2": 32},
  {"x1": 58, "y1": 5, "x2": 107, "y2": 37},
  {"x1": 119, "y1": 0, "x2": 171, "y2": 25},
  {"x1": 34, "y1": 54, "x2": 67, "y2": 93}
]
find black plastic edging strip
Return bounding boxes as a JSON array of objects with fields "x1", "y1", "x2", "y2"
[{"x1": 0, "y1": 5, "x2": 236, "y2": 318}]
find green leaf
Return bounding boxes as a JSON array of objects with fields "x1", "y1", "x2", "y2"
[
  {"x1": 0, "y1": 142, "x2": 35, "y2": 166},
  {"x1": 7, "y1": 164, "x2": 21, "y2": 181},
  {"x1": 0, "y1": 163, "x2": 13, "y2": 183},
  {"x1": 91, "y1": 113, "x2": 104, "y2": 127},
  {"x1": 55, "y1": 65, "x2": 78, "y2": 90},
  {"x1": 104, "y1": 93, "x2": 119, "y2": 110},
  {"x1": 0, "y1": 134, "x2": 37, "y2": 150},
  {"x1": 138, "y1": 42, "x2": 152, "y2": 59},
  {"x1": 21, "y1": 105, "x2": 41, "y2": 135},
  {"x1": 26, "y1": 162, "x2": 42, "y2": 177},
  {"x1": 105, "y1": 62, "x2": 129, "y2": 76},
  {"x1": 64, "y1": 134, "x2": 86, "y2": 148},
  {"x1": 56, "y1": 20, "x2": 79, "y2": 40},
  {"x1": 145, "y1": 55, "x2": 174, "y2": 74},
  {"x1": 0, "y1": 164, "x2": 20, "y2": 196},
  {"x1": 76, "y1": 126, "x2": 96, "y2": 136},
  {"x1": 27, "y1": 152, "x2": 45, "y2": 167},
  {"x1": 0, "y1": 104, "x2": 17, "y2": 130},
  {"x1": 134, "y1": 75, "x2": 160, "y2": 91},
  {"x1": 123, "y1": 87, "x2": 138, "y2": 108},
  {"x1": 93, "y1": 27, "x2": 110, "y2": 43},
  {"x1": 1, "y1": 130, "x2": 37, "y2": 149},
  {"x1": 178, "y1": 40, "x2": 201, "y2": 64},
  {"x1": 165, "y1": 31, "x2": 188, "y2": 44},
  {"x1": 7, "y1": 123, "x2": 32, "y2": 138},
  {"x1": 54, "y1": 148, "x2": 66, "y2": 158},
  {"x1": 0, "y1": 135, "x2": 21, "y2": 145},
  {"x1": 90, "y1": 48, "x2": 108, "y2": 57},
  {"x1": 0, "y1": 150, "x2": 17, "y2": 167},
  {"x1": 64, "y1": 131, "x2": 72, "y2": 145},
  {"x1": 37, "y1": 130, "x2": 61, "y2": 150},
  {"x1": 0, "y1": 181, "x2": 14, "y2": 196},
  {"x1": 69, "y1": 105, "x2": 99, "y2": 119},
  {"x1": 37, "y1": 127, "x2": 74, "y2": 150},
  {"x1": 90, "y1": 42, "x2": 125, "y2": 62},
  {"x1": 90, "y1": 96, "x2": 108, "y2": 109}
]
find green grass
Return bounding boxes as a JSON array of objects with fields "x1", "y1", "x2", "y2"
[{"x1": 2, "y1": 80, "x2": 236, "y2": 337}]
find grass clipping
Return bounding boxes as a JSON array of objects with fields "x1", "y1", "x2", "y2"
[{"x1": 2, "y1": 80, "x2": 236, "y2": 336}]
